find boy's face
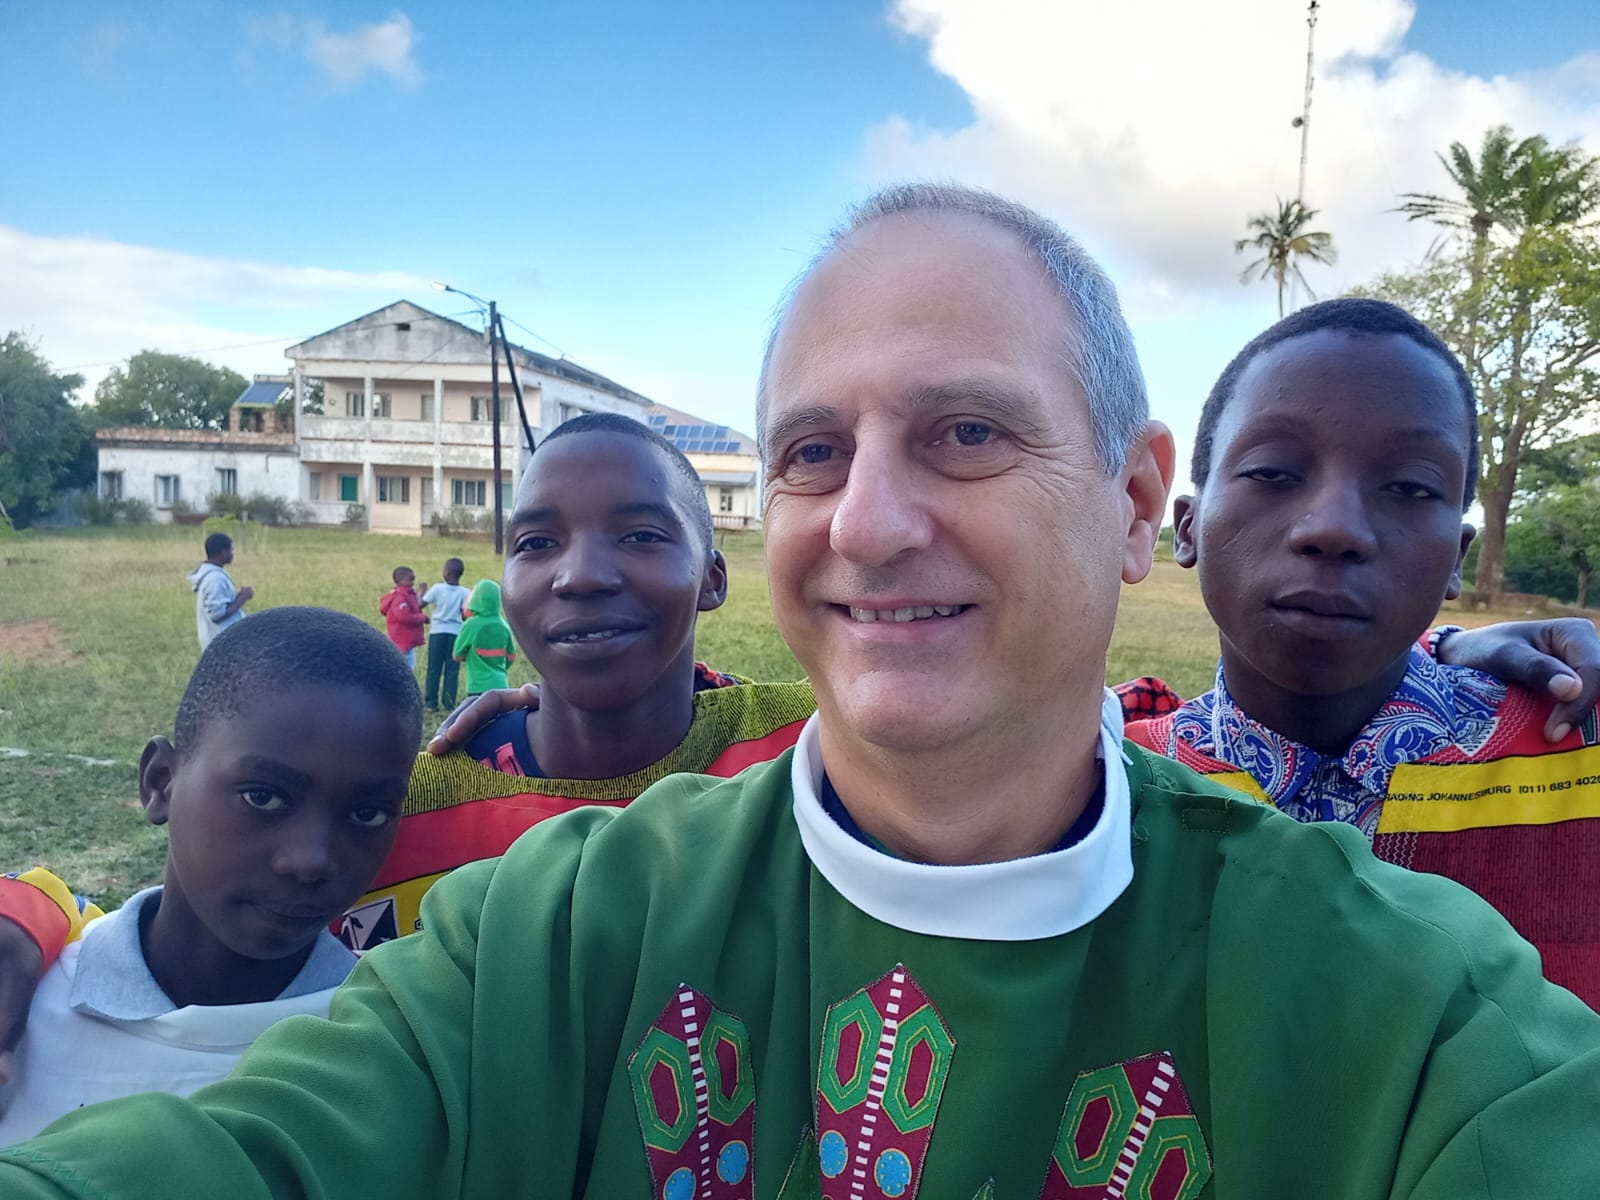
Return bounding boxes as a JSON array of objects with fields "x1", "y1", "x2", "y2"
[
  {"x1": 443, "y1": 561, "x2": 460, "y2": 582},
  {"x1": 397, "y1": 570, "x2": 415, "y2": 589},
  {"x1": 1174, "y1": 329, "x2": 1475, "y2": 704},
  {"x1": 501, "y1": 432, "x2": 727, "y2": 713},
  {"x1": 140, "y1": 682, "x2": 414, "y2": 961}
]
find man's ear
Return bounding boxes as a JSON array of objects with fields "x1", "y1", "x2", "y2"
[
  {"x1": 1121, "y1": 422, "x2": 1176, "y2": 585},
  {"x1": 139, "y1": 738, "x2": 178, "y2": 827},
  {"x1": 1445, "y1": 523, "x2": 1477, "y2": 600},
  {"x1": 698, "y1": 549, "x2": 730, "y2": 613},
  {"x1": 1172, "y1": 495, "x2": 1199, "y2": 569}
]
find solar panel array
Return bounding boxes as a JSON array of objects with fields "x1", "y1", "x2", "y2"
[{"x1": 646, "y1": 413, "x2": 748, "y2": 454}]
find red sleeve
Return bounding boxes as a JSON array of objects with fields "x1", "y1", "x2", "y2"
[
  {"x1": 0, "y1": 876, "x2": 73, "y2": 970},
  {"x1": 1114, "y1": 676, "x2": 1185, "y2": 723}
]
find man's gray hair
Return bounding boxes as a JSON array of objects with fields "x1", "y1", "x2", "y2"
[{"x1": 756, "y1": 182, "x2": 1149, "y2": 472}]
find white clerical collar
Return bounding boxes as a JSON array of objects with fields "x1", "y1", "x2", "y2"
[{"x1": 791, "y1": 688, "x2": 1134, "y2": 941}]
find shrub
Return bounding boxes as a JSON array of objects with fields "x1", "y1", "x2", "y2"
[
  {"x1": 342, "y1": 503, "x2": 368, "y2": 528},
  {"x1": 428, "y1": 506, "x2": 494, "y2": 535},
  {"x1": 169, "y1": 498, "x2": 195, "y2": 517},
  {"x1": 209, "y1": 491, "x2": 246, "y2": 519},
  {"x1": 79, "y1": 496, "x2": 152, "y2": 526}
]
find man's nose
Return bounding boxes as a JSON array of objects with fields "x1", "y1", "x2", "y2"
[
  {"x1": 828, "y1": 441, "x2": 935, "y2": 568},
  {"x1": 552, "y1": 536, "x2": 623, "y2": 594},
  {"x1": 1288, "y1": 479, "x2": 1379, "y2": 561}
]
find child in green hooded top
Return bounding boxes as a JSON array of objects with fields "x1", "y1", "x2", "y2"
[{"x1": 451, "y1": 579, "x2": 515, "y2": 696}]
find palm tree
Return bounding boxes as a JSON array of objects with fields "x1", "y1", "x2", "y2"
[{"x1": 1235, "y1": 198, "x2": 1337, "y2": 317}]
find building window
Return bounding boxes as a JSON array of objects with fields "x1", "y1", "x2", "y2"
[
  {"x1": 307, "y1": 472, "x2": 322, "y2": 502},
  {"x1": 558, "y1": 402, "x2": 583, "y2": 424},
  {"x1": 216, "y1": 468, "x2": 238, "y2": 496},
  {"x1": 420, "y1": 392, "x2": 433, "y2": 422},
  {"x1": 154, "y1": 475, "x2": 181, "y2": 508},
  {"x1": 339, "y1": 474, "x2": 359, "y2": 503},
  {"x1": 240, "y1": 410, "x2": 265, "y2": 432},
  {"x1": 99, "y1": 471, "x2": 123, "y2": 500},
  {"x1": 718, "y1": 487, "x2": 735, "y2": 514},
  {"x1": 345, "y1": 391, "x2": 365, "y2": 418},
  {"x1": 377, "y1": 475, "x2": 410, "y2": 504},
  {"x1": 371, "y1": 392, "x2": 392, "y2": 418},
  {"x1": 452, "y1": 479, "x2": 487, "y2": 507},
  {"x1": 470, "y1": 395, "x2": 501, "y2": 422}
]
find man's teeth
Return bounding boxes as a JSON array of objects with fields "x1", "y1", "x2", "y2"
[
  {"x1": 848, "y1": 605, "x2": 964, "y2": 623},
  {"x1": 558, "y1": 629, "x2": 623, "y2": 643}
]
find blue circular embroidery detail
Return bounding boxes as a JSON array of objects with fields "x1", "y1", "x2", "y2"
[
  {"x1": 875, "y1": 1148, "x2": 913, "y2": 1197},
  {"x1": 663, "y1": 1166, "x2": 694, "y2": 1200},
  {"x1": 717, "y1": 1140, "x2": 750, "y2": 1185},
  {"x1": 818, "y1": 1130, "x2": 849, "y2": 1178}
]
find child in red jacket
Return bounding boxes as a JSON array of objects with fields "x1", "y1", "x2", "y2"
[{"x1": 378, "y1": 566, "x2": 427, "y2": 669}]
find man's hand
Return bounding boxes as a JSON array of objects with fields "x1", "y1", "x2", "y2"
[
  {"x1": 237, "y1": 585, "x2": 255, "y2": 603},
  {"x1": 1439, "y1": 618, "x2": 1600, "y2": 741},
  {"x1": 0, "y1": 915, "x2": 45, "y2": 1099},
  {"x1": 426, "y1": 684, "x2": 541, "y2": 756}
]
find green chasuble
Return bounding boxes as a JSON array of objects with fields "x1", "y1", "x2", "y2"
[{"x1": 3, "y1": 704, "x2": 1598, "y2": 1199}]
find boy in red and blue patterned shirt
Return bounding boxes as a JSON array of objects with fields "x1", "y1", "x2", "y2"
[{"x1": 1125, "y1": 298, "x2": 1600, "y2": 1008}]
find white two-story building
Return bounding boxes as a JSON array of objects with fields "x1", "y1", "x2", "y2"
[{"x1": 288, "y1": 300, "x2": 652, "y2": 532}]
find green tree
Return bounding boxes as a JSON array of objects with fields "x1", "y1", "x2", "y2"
[
  {"x1": 1507, "y1": 485, "x2": 1600, "y2": 607},
  {"x1": 92, "y1": 350, "x2": 247, "y2": 431},
  {"x1": 0, "y1": 333, "x2": 91, "y2": 529},
  {"x1": 1368, "y1": 127, "x2": 1600, "y2": 603},
  {"x1": 1396, "y1": 125, "x2": 1600, "y2": 371},
  {"x1": 1235, "y1": 198, "x2": 1336, "y2": 318},
  {"x1": 1361, "y1": 230, "x2": 1600, "y2": 604}
]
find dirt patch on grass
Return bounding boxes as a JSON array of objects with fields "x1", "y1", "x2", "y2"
[{"x1": 0, "y1": 620, "x2": 69, "y2": 664}]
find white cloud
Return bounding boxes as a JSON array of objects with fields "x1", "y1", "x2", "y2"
[
  {"x1": 871, "y1": 0, "x2": 1600, "y2": 316},
  {"x1": 244, "y1": 11, "x2": 422, "y2": 89},
  {"x1": 0, "y1": 227, "x2": 431, "y2": 396},
  {"x1": 305, "y1": 12, "x2": 422, "y2": 88}
]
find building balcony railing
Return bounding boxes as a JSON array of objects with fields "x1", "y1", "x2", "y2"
[{"x1": 299, "y1": 415, "x2": 518, "y2": 446}]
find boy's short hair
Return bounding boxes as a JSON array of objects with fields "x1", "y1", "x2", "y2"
[
  {"x1": 443, "y1": 557, "x2": 464, "y2": 579},
  {"x1": 392, "y1": 566, "x2": 413, "y2": 583},
  {"x1": 203, "y1": 533, "x2": 232, "y2": 558},
  {"x1": 1192, "y1": 297, "x2": 1479, "y2": 508},
  {"x1": 538, "y1": 413, "x2": 715, "y2": 557},
  {"x1": 174, "y1": 607, "x2": 422, "y2": 754}
]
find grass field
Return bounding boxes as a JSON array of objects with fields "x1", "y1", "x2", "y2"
[{"x1": 0, "y1": 523, "x2": 1552, "y2": 906}]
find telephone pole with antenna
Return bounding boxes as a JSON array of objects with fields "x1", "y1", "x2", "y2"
[{"x1": 1292, "y1": 0, "x2": 1321, "y2": 206}]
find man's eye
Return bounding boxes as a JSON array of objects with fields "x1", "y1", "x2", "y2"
[
  {"x1": 794, "y1": 443, "x2": 834, "y2": 465},
  {"x1": 621, "y1": 530, "x2": 668, "y2": 544},
  {"x1": 515, "y1": 535, "x2": 555, "y2": 553},
  {"x1": 1388, "y1": 481, "x2": 1442, "y2": 501},
  {"x1": 350, "y1": 806, "x2": 393, "y2": 829},
  {"x1": 240, "y1": 788, "x2": 286, "y2": 812},
  {"x1": 1242, "y1": 467, "x2": 1294, "y2": 483},
  {"x1": 951, "y1": 422, "x2": 994, "y2": 446}
]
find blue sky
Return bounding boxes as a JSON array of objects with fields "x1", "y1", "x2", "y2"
[{"x1": 2, "y1": 1, "x2": 1597, "y2": 488}]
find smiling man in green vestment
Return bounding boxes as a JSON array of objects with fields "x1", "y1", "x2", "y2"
[{"x1": 2, "y1": 185, "x2": 1597, "y2": 1198}]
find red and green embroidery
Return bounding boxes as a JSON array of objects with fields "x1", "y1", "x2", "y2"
[
  {"x1": 629, "y1": 985, "x2": 757, "y2": 1200},
  {"x1": 1041, "y1": 1051, "x2": 1210, "y2": 1200},
  {"x1": 815, "y1": 964, "x2": 954, "y2": 1200}
]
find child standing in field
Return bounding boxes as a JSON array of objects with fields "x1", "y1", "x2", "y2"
[
  {"x1": 0, "y1": 608, "x2": 419, "y2": 1143},
  {"x1": 378, "y1": 566, "x2": 426, "y2": 669},
  {"x1": 452, "y1": 578, "x2": 514, "y2": 696},
  {"x1": 420, "y1": 558, "x2": 469, "y2": 712}
]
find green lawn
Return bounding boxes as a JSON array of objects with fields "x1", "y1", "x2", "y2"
[{"x1": 0, "y1": 522, "x2": 1537, "y2": 906}]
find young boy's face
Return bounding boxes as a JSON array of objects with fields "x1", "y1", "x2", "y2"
[
  {"x1": 443, "y1": 561, "x2": 460, "y2": 582},
  {"x1": 501, "y1": 432, "x2": 727, "y2": 713},
  {"x1": 396, "y1": 570, "x2": 415, "y2": 589},
  {"x1": 140, "y1": 682, "x2": 414, "y2": 962},
  {"x1": 1174, "y1": 329, "x2": 1475, "y2": 706}
]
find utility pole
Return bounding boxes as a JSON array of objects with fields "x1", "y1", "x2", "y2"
[
  {"x1": 1293, "y1": 0, "x2": 1320, "y2": 206},
  {"x1": 489, "y1": 299, "x2": 503, "y2": 556}
]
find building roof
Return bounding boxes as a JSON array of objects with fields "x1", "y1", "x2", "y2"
[
  {"x1": 235, "y1": 380, "x2": 292, "y2": 407},
  {"x1": 645, "y1": 404, "x2": 758, "y2": 456},
  {"x1": 285, "y1": 301, "x2": 652, "y2": 407}
]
